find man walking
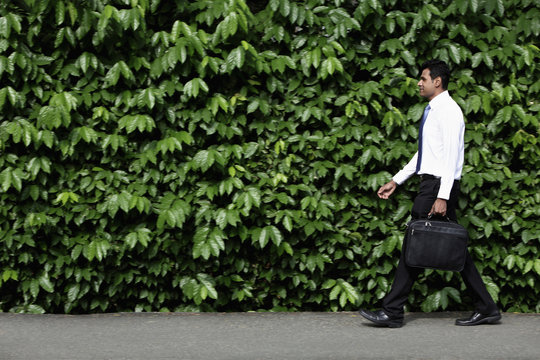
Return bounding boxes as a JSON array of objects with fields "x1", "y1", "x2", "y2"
[{"x1": 358, "y1": 60, "x2": 501, "y2": 328}]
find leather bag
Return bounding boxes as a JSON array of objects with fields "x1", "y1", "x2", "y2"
[{"x1": 404, "y1": 217, "x2": 469, "y2": 272}]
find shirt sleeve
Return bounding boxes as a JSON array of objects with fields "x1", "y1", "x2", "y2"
[
  {"x1": 392, "y1": 151, "x2": 418, "y2": 185},
  {"x1": 437, "y1": 107, "x2": 464, "y2": 200}
]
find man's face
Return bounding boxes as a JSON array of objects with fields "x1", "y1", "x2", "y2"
[{"x1": 417, "y1": 68, "x2": 438, "y2": 100}]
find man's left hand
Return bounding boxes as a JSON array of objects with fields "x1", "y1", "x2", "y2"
[{"x1": 429, "y1": 198, "x2": 447, "y2": 217}]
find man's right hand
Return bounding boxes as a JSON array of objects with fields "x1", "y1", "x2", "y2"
[{"x1": 377, "y1": 180, "x2": 397, "y2": 199}]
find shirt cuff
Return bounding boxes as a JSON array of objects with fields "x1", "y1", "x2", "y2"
[
  {"x1": 437, "y1": 177, "x2": 453, "y2": 200},
  {"x1": 392, "y1": 171, "x2": 410, "y2": 186}
]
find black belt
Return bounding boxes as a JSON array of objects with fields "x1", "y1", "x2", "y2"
[
  {"x1": 419, "y1": 174, "x2": 460, "y2": 184},
  {"x1": 419, "y1": 174, "x2": 441, "y2": 181}
]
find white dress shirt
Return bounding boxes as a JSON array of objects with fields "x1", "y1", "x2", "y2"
[{"x1": 392, "y1": 91, "x2": 465, "y2": 200}]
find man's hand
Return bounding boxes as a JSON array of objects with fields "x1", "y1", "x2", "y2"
[
  {"x1": 377, "y1": 180, "x2": 397, "y2": 199},
  {"x1": 429, "y1": 198, "x2": 447, "y2": 217}
]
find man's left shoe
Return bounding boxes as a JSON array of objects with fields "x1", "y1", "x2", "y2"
[
  {"x1": 455, "y1": 311, "x2": 501, "y2": 326},
  {"x1": 358, "y1": 309, "x2": 403, "y2": 328}
]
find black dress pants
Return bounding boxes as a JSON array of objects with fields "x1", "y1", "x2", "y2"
[{"x1": 381, "y1": 177, "x2": 498, "y2": 319}]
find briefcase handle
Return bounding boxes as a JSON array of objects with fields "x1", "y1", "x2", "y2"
[
  {"x1": 427, "y1": 214, "x2": 452, "y2": 222},
  {"x1": 406, "y1": 215, "x2": 454, "y2": 228}
]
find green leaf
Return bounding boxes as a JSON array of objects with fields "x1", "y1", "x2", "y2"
[
  {"x1": 0, "y1": 17, "x2": 9, "y2": 38},
  {"x1": 421, "y1": 291, "x2": 441, "y2": 312},
  {"x1": 495, "y1": 0, "x2": 504, "y2": 17},
  {"x1": 483, "y1": 277, "x2": 499, "y2": 302},
  {"x1": 0, "y1": 168, "x2": 11, "y2": 192},
  {"x1": 469, "y1": 0, "x2": 479, "y2": 13},
  {"x1": 55, "y1": 1, "x2": 65, "y2": 25},
  {"x1": 67, "y1": 283, "x2": 80, "y2": 302},
  {"x1": 280, "y1": 0, "x2": 291, "y2": 17},
  {"x1": 282, "y1": 215, "x2": 293, "y2": 232},
  {"x1": 226, "y1": 12, "x2": 238, "y2": 37},
  {"x1": 534, "y1": 259, "x2": 540, "y2": 276},
  {"x1": 226, "y1": 47, "x2": 245, "y2": 71},
  {"x1": 118, "y1": 60, "x2": 134, "y2": 81},
  {"x1": 216, "y1": 209, "x2": 227, "y2": 229},
  {"x1": 10, "y1": 168, "x2": 23, "y2": 192},
  {"x1": 30, "y1": 279, "x2": 40, "y2": 298},
  {"x1": 104, "y1": 63, "x2": 121, "y2": 86},
  {"x1": 39, "y1": 274, "x2": 54, "y2": 293},
  {"x1": 329, "y1": 285, "x2": 341, "y2": 301},
  {"x1": 267, "y1": 225, "x2": 282, "y2": 246},
  {"x1": 67, "y1": 2, "x2": 78, "y2": 25},
  {"x1": 448, "y1": 44, "x2": 461, "y2": 64},
  {"x1": 184, "y1": 78, "x2": 208, "y2": 98},
  {"x1": 503, "y1": 255, "x2": 515, "y2": 270},
  {"x1": 258, "y1": 227, "x2": 269, "y2": 248},
  {"x1": 282, "y1": 242, "x2": 293, "y2": 256},
  {"x1": 198, "y1": 275, "x2": 218, "y2": 300},
  {"x1": 192, "y1": 150, "x2": 215, "y2": 172},
  {"x1": 340, "y1": 280, "x2": 359, "y2": 304},
  {"x1": 322, "y1": 279, "x2": 336, "y2": 289}
]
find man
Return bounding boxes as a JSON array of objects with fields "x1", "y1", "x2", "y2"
[{"x1": 358, "y1": 60, "x2": 501, "y2": 328}]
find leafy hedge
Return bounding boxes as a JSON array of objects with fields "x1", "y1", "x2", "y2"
[{"x1": 0, "y1": 0, "x2": 538, "y2": 314}]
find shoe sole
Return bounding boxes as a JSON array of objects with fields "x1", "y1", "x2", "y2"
[
  {"x1": 358, "y1": 311, "x2": 403, "y2": 328},
  {"x1": 455, "y1": 314, "x2": 502, "y2": 326}
]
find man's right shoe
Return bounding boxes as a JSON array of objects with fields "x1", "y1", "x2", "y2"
[
  {"x1": 358, "y1": 309, "x2": 403, "y2": 328},
  {"x1": 455, "y1": 311, "x2": 502, "y2": 326}
]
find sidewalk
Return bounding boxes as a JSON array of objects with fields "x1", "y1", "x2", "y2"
[{"x1": 1, "y1": 312, "x2": 539, "y2": 360}]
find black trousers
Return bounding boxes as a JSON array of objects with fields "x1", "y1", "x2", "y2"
[{"x1": 381, "y1": 177, "x2": 498, "y2": 319}]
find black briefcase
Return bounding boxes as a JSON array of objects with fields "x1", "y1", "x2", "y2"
[{"x1": 404, "y1": 218, "x2": 469, "y2": 272}]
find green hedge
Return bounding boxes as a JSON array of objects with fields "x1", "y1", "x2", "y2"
[{"x1": 0, "y1": 0, "x2": 538, "y2": 313}]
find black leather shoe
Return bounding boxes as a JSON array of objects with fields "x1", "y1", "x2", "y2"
[
  {"x1": 455, "y1": 311, "x2": 501, "y2": 326},
  {"x1": 358, "y1": 309, "x2": 403, "y2": 328}
]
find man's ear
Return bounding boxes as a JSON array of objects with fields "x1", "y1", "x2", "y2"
[{"x1": 434, "y1": 76, "x2": 442, "y2": 88}]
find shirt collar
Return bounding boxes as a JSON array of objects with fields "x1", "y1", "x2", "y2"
[{"x1": 428, "y1": 90, "x2": 450, "y2": 109}]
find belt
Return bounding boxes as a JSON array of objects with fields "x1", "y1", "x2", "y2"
[
  {"x1": 419, "y1": 174, "x2": 460, "y2": 184},
  {"x1": 419, "y1": 174, "x2": 441, "y2": 181}
]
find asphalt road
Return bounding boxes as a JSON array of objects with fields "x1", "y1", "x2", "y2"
[{"x1": 1, "y1": 312, "x2": 539, "y2": 360}]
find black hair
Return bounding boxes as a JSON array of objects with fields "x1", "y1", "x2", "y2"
[{"x1": 420, "y1": 60, "x2": 450, "y2": 90}]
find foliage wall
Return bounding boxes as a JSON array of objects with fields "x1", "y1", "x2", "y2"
[{"x1": 0, "y1": 0, "x2": 538, "y2": 313}]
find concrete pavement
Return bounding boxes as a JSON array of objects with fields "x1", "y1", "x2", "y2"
[{"x1": 0, "y1": 312, "x2": 539, "y2": 360}]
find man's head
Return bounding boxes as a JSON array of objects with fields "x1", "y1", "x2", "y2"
[{"x1": 417, "y1": 60, "x2": 450, "y2": 100}]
